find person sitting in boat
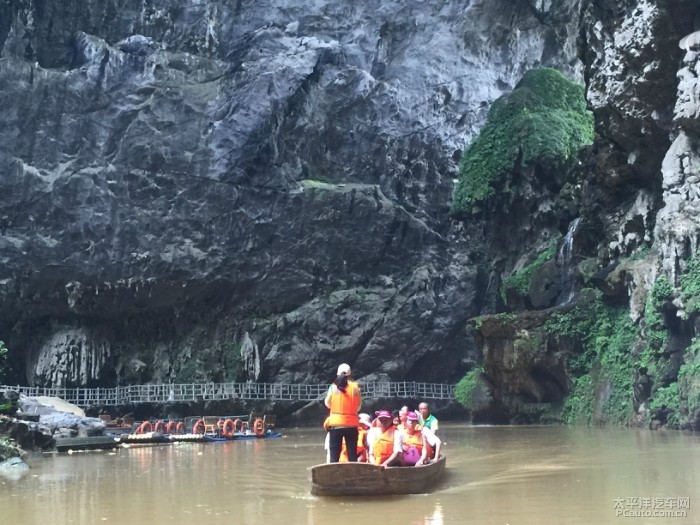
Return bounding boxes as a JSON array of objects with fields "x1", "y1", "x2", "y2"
[
  {"x1": 418, "y1": 402, "x2": 439, "y2": 434},
  {"x1": 324, "y1": 363, "x2": 362, "y2": 463},
  {"x1": 415, "y1": 411, "x2": 442, "y2": 462},
  {"x1": 356, "y1": 413, "x2": 372, "y2": 462},
  {"x1": 392, "y1": 410, "x2": 401, "y2": 429},
  {"x1": 339, "y1": 412, "x2": 371, "y2": 463},
  {"x1": 397, "y1": 405, "x2": 409, "y2": 431},
  {"x1": 367, "y1": 409, "x2": 402, "y2": 467},
  {"x1": 401, "y1": 411, "x2": 430, "y2": 466}
]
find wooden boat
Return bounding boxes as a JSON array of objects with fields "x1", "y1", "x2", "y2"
[{"x1": 309, "y1": 455, "x2": 446, "y2": 496}]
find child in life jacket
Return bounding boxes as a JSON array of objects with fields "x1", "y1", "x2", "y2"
[{"x1": 339, "y1": 412, "x2": 372, "y2": 462}]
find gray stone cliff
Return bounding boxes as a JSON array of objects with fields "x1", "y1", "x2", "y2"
[
  {"x1": 1, "y1": 0, "x2": 700, "y2": 430},
  {"x1": 0, "y1": 0, "x2": 583, "y2": 387}
]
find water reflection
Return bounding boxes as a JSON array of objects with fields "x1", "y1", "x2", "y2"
[{"x1": 1, "y1": 426, "x2": 699, "y2": 525}]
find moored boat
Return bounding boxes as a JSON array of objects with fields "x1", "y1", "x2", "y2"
[
  {"x1": 308, "y1": 455, "x2": 446, "y2": 496},
  {"x1": 125, "y1": 413, "x2": 277, "y2": 439}
]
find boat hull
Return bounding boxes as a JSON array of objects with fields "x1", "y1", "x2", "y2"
[{"x1": 309, "y1": 455, "x2": 446, "y2": 496}]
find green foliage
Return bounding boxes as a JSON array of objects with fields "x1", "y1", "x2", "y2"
[
  {"x1": 650, "y1": 338, "x2": 700, "y2": 428},
  {"x1": 494, "y1": 312, "x2": 518, "y2": 324},
  {"x1": 650, "y1": 275, "x2": 674, "y2": 303},
  {"x1": 630, "y1": 244, "x2": 651, "y2": 261},
  {"x1": 501, "y1": 242, "x2": 557, "y2": 302},
  {"x1": 643, "y1": 276, "x2": 672, "y2": 352},
  {"x1": 455, "y1": 367, "x2": 485, "y2": 410},
  {"x1": 639, "y1": 276, "x2": 673, "y2": 388},
  {"x1": 0, "y1": 400, "x2": 17, "y2": 416},
  {"x1": 0, "y1": 437, "x2": 19, "y2": 462},
  {"x1": 452, "y1": 68, "x2": 594, "y2": 213},
  {"x1": 546, "y1": 290, "x2": 638, "y2": 425},
  {"x1": 680, "y1": 254, "x2": 700, "y2": 315},
  {"x1": 562, "y1": 374, "x2": 594, "y2": 425},
  {"x1": 679, "y1": 341, "x2": 700, "y2": 418},
  {"x1": 640, "y1": 258, "x2": 700, "y2": 427},
  {"x1": 223, "y1": 342, "x2": 243, "y2": 381},
  {"x1": 648, "y1": 383, "x2": 680, "y2": 427}
]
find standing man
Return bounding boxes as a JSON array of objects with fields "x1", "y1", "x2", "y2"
[
  {"x1": 418, "y1": 402, "x2": 439, "y2": 434},
  {"x1": 324, "y1": 363, "x2": 362, "y2": 462}
]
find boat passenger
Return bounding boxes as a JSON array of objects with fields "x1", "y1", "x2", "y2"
[
  {"x1": 367, "y1": 409, "x2": 402, "y2": 467},
  {"x1": 397, "y1": 405, "x2": 409, "y2": 431},
  {"x1": 401, "y1": 411, "x2": 429, "y2": 466},
  {"x1": 357, "y1": 412, "x2": 372, "y2": 462},
  {"x1": 340, "y1": 412, "x2": 372, "y2": 463},
  {"x1": 392, "y1": 409, "x2": 401, "y2": 429},
  {"x1": 324, "y1": 363, "x2": 362, "y2": 463},
  {"x1": 420, "y1": 423, "x2": 442, "y2": 462},
  {"x1": 418, "y1": 402, "x2": 439, "y2": 434}
]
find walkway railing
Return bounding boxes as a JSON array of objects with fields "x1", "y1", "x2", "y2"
[{"x1": 1, "y1": 381, "x2": 456, "y2": 408}]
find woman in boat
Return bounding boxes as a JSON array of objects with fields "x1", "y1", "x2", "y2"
[
  {"x1": 324, "y1": 363, "x2": 362, "y2": 463},
  {"x1": 367, "y1": 409, "x2": 402, "y2": 467},
  {"x1": 397, "y1": 405, "x2": 409, "y2": 431},
  {"x1": 401, "y1": 411, "x2": 429, "y2": 466}
]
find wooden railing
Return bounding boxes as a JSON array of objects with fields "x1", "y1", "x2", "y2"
[{"x1": 1, "y1": 381, "x2": 456, "y2": 408}]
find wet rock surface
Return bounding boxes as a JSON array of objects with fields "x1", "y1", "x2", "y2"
[
  {"x1": 1, "y1": 1, "x2": 700, "y2": 427},
  {"x1": 0, "y1": 0, "x2": 582, "y2": 387}
]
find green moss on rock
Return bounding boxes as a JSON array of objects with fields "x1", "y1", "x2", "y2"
[
  {"x1": 545, "y1": 290, "x2": 638, "y2": 425},
  {"x1": 501, "y1": 242, "x2": 557, "y2": 304},
  {"x1": 452, "y1": 68, "x2": 593, "y2": 214},
  {"x1": 680, "y1": 254, "x2": 700, "y2": 316},
  {"x1": 455, "y1": 367, "x2": 487, "y2": 410}
]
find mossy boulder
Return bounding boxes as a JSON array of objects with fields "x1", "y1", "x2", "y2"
[
  {"x1": 467, "y1": 308, "x2": 580, "y2": 422},
  {"x1": 452, "y1": 67, "x2": 594, "y2": 214},
  {"x1": 501, "y1": 242, "x2": 559, "y2": 309}
]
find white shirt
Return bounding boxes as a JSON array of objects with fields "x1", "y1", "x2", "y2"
[{"x1": 421, "y1": 425, "x2": 440, "y2": 448}]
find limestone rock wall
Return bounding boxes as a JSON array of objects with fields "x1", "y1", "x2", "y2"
[
  {"x1": 654, "y1": 31, "x2": 700, "y2": 286},
  {"x1": 0, "y1": 0, "x2": 583, "y2": 386}
]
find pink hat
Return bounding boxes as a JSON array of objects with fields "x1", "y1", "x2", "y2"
[
  {"x1": 375, "y1": 409, "x2": 392, "y2": 419},
  {"x1": 406, "y1": 411, "x2": 419, "y2": 422}
]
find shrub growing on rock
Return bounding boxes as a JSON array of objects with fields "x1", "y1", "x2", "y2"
[{"x1": 452, "y1": 67, "x2": 594, "y2": 214}]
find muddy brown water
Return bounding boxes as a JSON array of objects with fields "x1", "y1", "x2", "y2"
[{"x1": 1, "y1": 425, "x2": 698, "y2": 524}]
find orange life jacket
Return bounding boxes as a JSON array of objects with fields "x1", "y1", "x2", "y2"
[
  {"x1": 371, "y1": 427, "x2": 395, "y2": 465},
  {"x1": 401, "y1": 431, "x2": 424, "y2": 465},
  {"x1": 340, "y1": 428, "x2": 368, "y2": 463},
  {"x1": 326, "y1": 381, "x2": 361, "y2": 428},
  {"x1": 414, "y1": 424, "x2": 434, "y2": 458}
]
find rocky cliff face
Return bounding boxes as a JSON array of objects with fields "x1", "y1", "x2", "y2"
[
  {"x1": 470, "y1": 0, "x2": 700, "y2": 428},
  {"x1": 2, "y1": 0, "x2": 700, "y2": 430},
  {"x1": 0, "y1": 0, "x2": 583, "y2": 387}
]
